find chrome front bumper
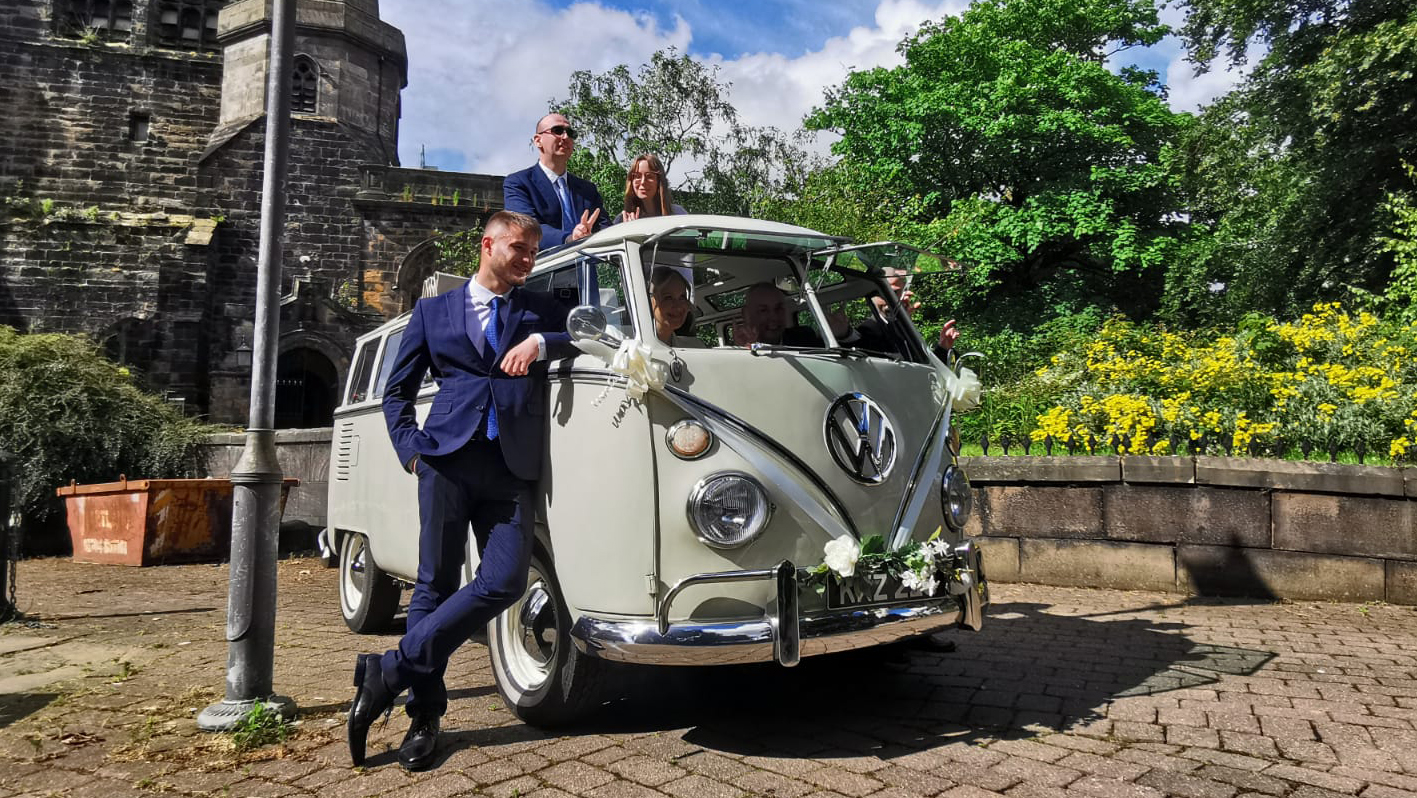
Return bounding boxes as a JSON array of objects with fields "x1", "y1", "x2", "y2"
[{"x1": 571, "y1": 540, "x2": 988, "y2": 667}]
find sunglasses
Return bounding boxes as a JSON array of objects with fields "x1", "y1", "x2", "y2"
[{"x1": 536, "y1": 124, "x2": 578, "y2": 140}]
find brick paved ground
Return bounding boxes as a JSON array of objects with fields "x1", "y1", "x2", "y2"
[{"x1": 3, "y1": 557, "x2": 1417, "y2": 798}]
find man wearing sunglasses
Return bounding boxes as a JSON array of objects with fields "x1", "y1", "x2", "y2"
[{"x1": 503, "y1": 112, "x2": 609, "y2": 248}]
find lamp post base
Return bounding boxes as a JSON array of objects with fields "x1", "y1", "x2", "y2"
[{"x1": 196, "y1": 694, "x2": 297, "y2": 732}]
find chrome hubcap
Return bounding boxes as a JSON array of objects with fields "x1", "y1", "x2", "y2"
[
  {"x1": 341, "y1": 537, "x2": 368, "y2": 613},
  {"x1": 498, "y1": 567, "x2": 559, "y2": 691},
  {"x1": 518, "y1": 582, "x2": 556, "y2": 665}
]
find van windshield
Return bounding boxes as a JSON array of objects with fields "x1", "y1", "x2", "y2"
[{"x1": 642, "y1": 229, "x2": 931, "y2": 363}]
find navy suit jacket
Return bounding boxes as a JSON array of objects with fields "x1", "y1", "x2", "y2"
[
  {"x1": 502, "y1": 164, "x2": 610, "y2": 248},
  {"x1": 382, "y1": 285, "x2": 574, "y2": 482}
]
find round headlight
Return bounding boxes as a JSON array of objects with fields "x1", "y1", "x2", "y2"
[
  {"x1": 687, "y1": 473, "x2": 772, "y2": 548},
  {"x1": 941, "y1": 464, "x2": 972, "y2": 531},
  {"x1": 666, "y1": 419, "x2": 712, "y2": 459}
]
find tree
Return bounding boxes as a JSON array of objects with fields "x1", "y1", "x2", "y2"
[
  {"x1": 1170, "y1": 0, "x2": 1417, "y2": 319},
  {"x1": 805, "y1": 0, "x2": 1188, "y2": 322},
  {"x1": 555, "y1": 48, "x2": 738, "y2": 181},
  {"x1": 688, "y1": 126, "x2": 820, "y2": 218}
]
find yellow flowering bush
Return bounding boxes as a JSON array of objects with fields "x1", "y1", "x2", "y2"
[{"x1": 1028, "y1": 304, "x2": 1417, "y2": 463}]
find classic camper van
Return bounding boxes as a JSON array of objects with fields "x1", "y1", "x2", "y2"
[{"x1": 325, "y1": 215, "x2": 987, "y2": 724}]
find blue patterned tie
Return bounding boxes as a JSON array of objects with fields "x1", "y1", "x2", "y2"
[
  {"x1": 484, "y1": 296, "x2": 501, "y2": 440},
  {"x1": 556, "y1": 175, "x2": 575, "y2": 234}
]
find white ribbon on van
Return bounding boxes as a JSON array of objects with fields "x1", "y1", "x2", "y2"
[
  {"x1": 943, "y1": 365, "x2": 982, "y2": 412},
  {"x1": 606, "y1": 338, "x2": 667, "y2": 402}
]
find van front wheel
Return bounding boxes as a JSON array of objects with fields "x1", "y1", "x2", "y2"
[
  {"x1": 338, "y1": 532, "x2": 399, "y2": 633},
  {"x1": 488, "y1": 550, "x2": 611, "y2": 726}
]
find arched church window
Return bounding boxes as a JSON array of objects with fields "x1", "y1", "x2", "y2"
[
  {"x1": 292, "y1": 57, "x2": 319, "y2": 114},
  {"x1": 56, "y1": 0, "x2": 134, "y2": 41},
  {"x1": 154, "y1": 0, "x2": 225, "y2": 52}
]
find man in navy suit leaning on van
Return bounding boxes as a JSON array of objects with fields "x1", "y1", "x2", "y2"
[
  {"x1": 349, "y1": 210, "x2": 573, "y2": 771},
  {"x1": 503, "y1": 111, "x2": 609, "y2": 247}
]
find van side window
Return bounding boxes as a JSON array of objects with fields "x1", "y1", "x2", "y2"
[
  {"x1": 372, "y1": 328, "x2": 404, "y2": 400},
  {"x1": 590, "y1": 255, "x2": 631, "y2": 335},
  {"x1": 527, "y1": 266, "x2": 580, "y2": 314},
  {"x1": 347, "y1": 339, "x2": 379, "y2": 404}
]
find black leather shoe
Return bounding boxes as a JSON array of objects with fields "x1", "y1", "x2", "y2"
[
  {"x1": 348, "y1": 653, "x2": 396, "y2": 766},
  {"x1": 397, "y1": 714, "x2": 440, "y2": 771}
]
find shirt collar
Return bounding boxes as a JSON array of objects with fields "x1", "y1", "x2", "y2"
[
  {"x1": 466, "y1": 278, "x2": 507, "y2": 306},
  {"x1": 538, "y1": 161, "x2": 566, "y2": 184}
]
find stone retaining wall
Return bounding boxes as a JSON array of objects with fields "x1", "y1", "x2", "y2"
[
  {"x1": 961, "y1": 455, "x2": 1417, "y2": 604},
  {"x1": 200, "y1": 428, "x2": 331, "y2": 534}
]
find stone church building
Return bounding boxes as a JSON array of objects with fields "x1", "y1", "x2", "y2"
[{"x1": 0, "y1": 0, "x2": 501, "y2": 426}]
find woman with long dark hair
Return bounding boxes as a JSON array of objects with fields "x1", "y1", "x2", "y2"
[{"x1": 615, "y1": 154, "x2": 686, "y2": 222}]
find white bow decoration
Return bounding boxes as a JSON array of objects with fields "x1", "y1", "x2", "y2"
[
  {"x1": 943, "y1": 366, "x2": 983, "y2": 412},
  {"x1": 608, "y1": 338, "x2": 667, "y2": 401}
]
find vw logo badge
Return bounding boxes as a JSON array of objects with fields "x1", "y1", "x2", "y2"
[{"x1": 824, "y1": 392, "x2": 897, "y2": 484}]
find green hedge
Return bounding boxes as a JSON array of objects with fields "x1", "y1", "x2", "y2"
[{"x1": 0, "y1": 327, "x2": 220, "y2": 550}]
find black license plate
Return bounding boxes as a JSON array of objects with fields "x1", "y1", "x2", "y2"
[{"x1": 827, "y1": 570, "x2": 938, "y2": 609}]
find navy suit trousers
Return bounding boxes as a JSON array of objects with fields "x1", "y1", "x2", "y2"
[{"x1": 379, "y1": 439, "x2": 533, "y2": 718}]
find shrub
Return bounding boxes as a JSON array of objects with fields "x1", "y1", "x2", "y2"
[
  {"x1": 0, "y1": 326, "x2": 219, "y2": 549},
  {"x1": 1026, "y1": 304, "x2": 1417, "y2": 461}
]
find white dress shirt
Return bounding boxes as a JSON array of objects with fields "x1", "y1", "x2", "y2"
[{"x1": 466, "y1": 279, "x2": 544, "y2": 361}]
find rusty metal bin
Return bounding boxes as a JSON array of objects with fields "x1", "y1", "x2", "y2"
[{"x1": 56, "y1": 477, "x2": 299, "y2": 566}]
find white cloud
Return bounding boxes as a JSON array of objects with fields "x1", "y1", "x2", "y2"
[
  {"x1": 1150, "y1": 3, "x2": 1260, "y2": 113},
  {"x1": 712, "y1": 0, "x2": 968, "y2": 156},
  {"x1": 382, "y1": 1, "x2": 690, "y2": 174},
  {"x1": 381, "y1": 0, "x2": 1253, "y2": 176},
  {"x1": 382, "y1": 0, "x2": 963, "y2": 174}
]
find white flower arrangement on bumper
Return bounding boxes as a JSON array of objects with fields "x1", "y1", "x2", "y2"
[{"x1": 805, "y1": 527, "x2": 955, "y2": 597}]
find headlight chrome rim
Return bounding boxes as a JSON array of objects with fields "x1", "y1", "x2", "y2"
[
  {"x1": 686, "y1": 472, "x2": 773, "y2": 549},
  {"x1": 941, "y1": 464, "x2": 973, "y2": 531}
]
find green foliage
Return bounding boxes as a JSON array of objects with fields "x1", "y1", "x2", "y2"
[
  {"x1": 805, "y1": 0, "x2": 1188, "y2": 320},
  {"x1": 229, "y1": 702, "x2": 291, "y2": 751},
  {"x1": 1380, "y1": 164, "x2": 1417, "y2": 322},
  {"x1": 1170, "y1": 0, "x2": 1417, "y2": 321},
  {"x1": 432, "y1": 227, "x2": 483, "y2": 277},
  {"x1": 556, "y1": 48, "x2": 819, "y2": 219},
  {"x1": 556, "y1": 47, "x2": 739, "y2": 181},
  {"x1": 1027, "y1": 304, "x2": 1417, "y2": 460},
  {"x1": 0, "y1": 327, "x2": 218, "y2": 539}
]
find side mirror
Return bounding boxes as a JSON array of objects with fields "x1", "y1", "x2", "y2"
[{"x1": 567, "y1": 304, "x2": 625, "y2": 362}]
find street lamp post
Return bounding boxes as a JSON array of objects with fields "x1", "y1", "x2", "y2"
[{"x1": 198, "y1": 0, "x2": 298, "y2": 731}]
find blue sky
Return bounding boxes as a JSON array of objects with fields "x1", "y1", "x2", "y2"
[{"x1": 379, "y1": 0, "x2": 1244, "y2": 177}]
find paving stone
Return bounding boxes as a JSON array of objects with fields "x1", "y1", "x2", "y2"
[
  {"x1": 1193, "y1": 765, "x2": 1291, "y2": 795},
  {"x1": 1066, "y1": 775, "x2": 1164, "y2": 798},
  {"x1": 661, "y1": 773, "x2": 746, "y2": 798},
  {"x1": 1261, "y1": 764, "x2": 1365, "y2": 793},
  {"x1": 1136, "y1": 769, "x2": 1239, "y2": 798},
  {"x1": 609, "y1": 755, "x2": 691, "y2": 787},
  {"x1": 10, "y1": 561, "x2": 1417, "y2": 798},
  {"x1": 583, "y1": 779, "x2": 672, "y2": 798}
]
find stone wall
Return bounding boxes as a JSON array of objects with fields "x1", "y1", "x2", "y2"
[
  {"x1": 200, "y1": 427, "x2": 332, "y2": 533},
  {"x1": 963, "y1": 455, "x2": 1417, "y2": 604}
]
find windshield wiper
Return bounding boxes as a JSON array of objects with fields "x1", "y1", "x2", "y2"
[{"x1": 748, "y1": 344, "x2": 870, "y2": 358}]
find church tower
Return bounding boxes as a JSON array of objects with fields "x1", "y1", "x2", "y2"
[
  {"x1": 200, "y1": 0, "x2": 409, "y2": 425},
  {"x1": 209, "y1": 0, "x2": 407, "y2": 163}
]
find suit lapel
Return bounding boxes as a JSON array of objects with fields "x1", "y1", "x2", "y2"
[
  {"x1": 441, "y1": 284, "x2": 486, "y2": 371},
  {"x1": 530, "y1": 166, "x2": 560, "y2": 222}
]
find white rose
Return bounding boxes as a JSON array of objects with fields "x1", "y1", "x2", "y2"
[{"x1": 822, "y1": 535, "x2": 861, "y2": 578}]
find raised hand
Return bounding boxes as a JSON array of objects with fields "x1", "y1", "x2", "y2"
[
  {"x1": 938, "y1": 318, "x2": 959, "y2": 351},
  {"x1": 899, "y1": 289, "x2": 922, "y2": 317},
  {"x1": 569, "y1": 208, "x2": 601, "y2": 241}
]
